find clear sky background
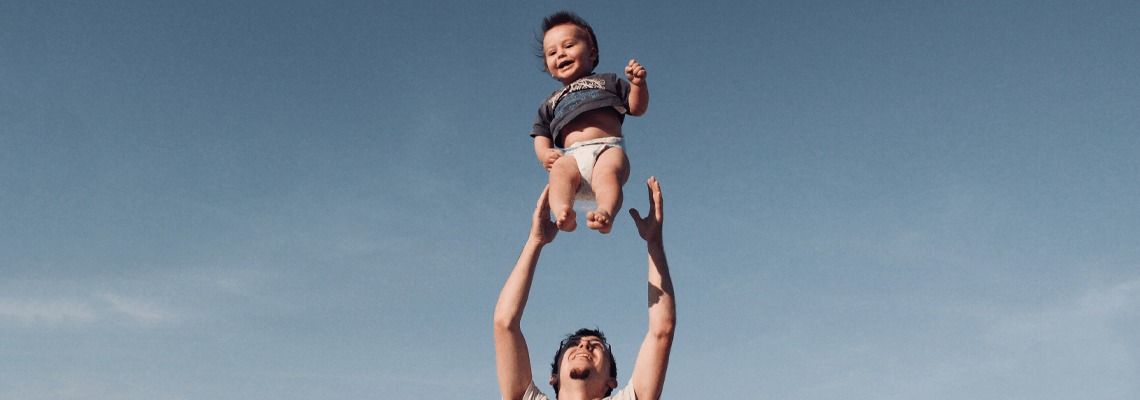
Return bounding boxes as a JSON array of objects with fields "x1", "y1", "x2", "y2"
[{"x1": 3, "y1": 0, "x2": 1138, "y2": 399}]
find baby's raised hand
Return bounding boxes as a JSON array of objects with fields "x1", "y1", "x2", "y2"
[
  {"x1": 541, "y1": 148, "x2": 562, "y2": 171},
  {"x1": 625, "y1": 59, "x2": 647, "y2": 86}
]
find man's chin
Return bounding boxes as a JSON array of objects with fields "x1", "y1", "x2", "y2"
[{"x1": 568, "y1": 367, "x2": 591, "y2": 380}]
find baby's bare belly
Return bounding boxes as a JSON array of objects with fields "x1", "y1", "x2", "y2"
[{"x1": 558, "y1": 108, "x2": 623, "y2": 148}]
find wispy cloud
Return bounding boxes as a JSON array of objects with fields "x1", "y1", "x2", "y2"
[
  {"x1": 925, "y1": 279, "x2": 1139, "y2": 398},
  {"x1": 0, "y1": 294, "x2": 178, "y2": 326},
  {"x1": 992, "y1": 279, "x2": 1140, "y2": 345},
  {"x1": 805, "y1": 279, "x2": 1140, "y2": 400},
  {"x1": 0, "y1": 298, "x2": 99, "y2": 323},
  {"x1": 1078, "y1": 279, "x2": 1140, "y2": 317},
  {"x1": 97, "y1": 293, "x2": 179, "y2": 323}
]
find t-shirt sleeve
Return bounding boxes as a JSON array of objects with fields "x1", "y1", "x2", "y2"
[
  {"x1": 531, "y1": 101, "x2": 553, "y2": 139},
  {"x1": 615, "y1": 76, "x2": 631, "y2": 107},
  {"x1": 603, "y1": 380, "x2": 637, "y2": 400},
  {"x1": 507, "y1": 380, "x2": 550, "y2": 400}
]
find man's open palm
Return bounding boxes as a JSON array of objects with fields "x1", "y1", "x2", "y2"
[{"x1": 629, "y1": 177, "x2": 663, "y2": 242}]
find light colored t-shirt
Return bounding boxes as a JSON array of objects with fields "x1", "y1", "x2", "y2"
[{"x1": 514, "y1": 380, "x2": 635, "y2": 400}]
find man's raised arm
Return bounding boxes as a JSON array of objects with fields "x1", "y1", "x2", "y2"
[
  {"x1": 494, "y1": 186, "x2": 559, "y2": 400},
  {"x1": 627, "y1": 177, "x2": 676, "y2": 400}
]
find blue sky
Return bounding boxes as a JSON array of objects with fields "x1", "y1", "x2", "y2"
[{"x1": 2, "y1": 0, "x2": 1138, "y2": 399}]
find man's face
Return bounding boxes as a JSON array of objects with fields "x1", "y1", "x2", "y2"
[
  {"x1": 559, "y1": 336, "x2": 610, "y2": 381},
  {"x1": 542, "y1": 23, "x2": 595, "y2": 85}
]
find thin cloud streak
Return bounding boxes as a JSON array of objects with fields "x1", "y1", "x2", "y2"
[
  {"x1": 0, "y1": 294, "x2": 179, "y2": 326},
  {"x1": 0, "y1": 298, "x2": 98, "y2": 323}
]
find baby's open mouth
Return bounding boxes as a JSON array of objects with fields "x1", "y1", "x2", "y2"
[{"x1": 558, "y1": 60, "x2": 573, "y2": 69}]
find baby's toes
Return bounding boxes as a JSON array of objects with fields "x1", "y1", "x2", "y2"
[
  {"x1": 585, "y1": 212, "x2": 601, "y2": 230},
  {"x1": 557, "y1": 210, "x2": 577, "y2": 232},
  {"x1": 597, "y1": 216, "x2": 613, "y2": 234}
]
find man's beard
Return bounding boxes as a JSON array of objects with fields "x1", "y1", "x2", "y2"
[{"x1": 568, "y1": 367, "x2": 591, "y2": 380}]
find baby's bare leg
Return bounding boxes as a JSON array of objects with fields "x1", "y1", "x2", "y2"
[
  {"x1": 586, "y1": 147, "x2": 630, "y2": 234},
  {"x1": 549, "y1": 155, "x2": 581, "y2": 232}
]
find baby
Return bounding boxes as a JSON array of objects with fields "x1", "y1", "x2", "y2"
[{"x1": 531, "y1": 11, "x2": 648, "y2": 234}]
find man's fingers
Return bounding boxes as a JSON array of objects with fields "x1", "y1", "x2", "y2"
[
  {"x1": 651, "y1": 179, "x2": 663, "y2": 219},
  {"x1": 642, "y1": 177, "x2": 662, "y2": 221},
  {"x1": 544, "y1": 220, "x2": 559, "y2": 240},
  {"x1": 645, "y1": 177, "x2": 656, "y2": 211},
  {"x1": 537, "y1": 185, "x2": 551, "y2": 215}
]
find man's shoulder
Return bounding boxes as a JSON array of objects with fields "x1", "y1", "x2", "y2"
[
  {"x1": 509, "y1": 380, "x2": 551, "y2": 400},
  {"x1": 604, "y1": 380, "x2": 637, "y2": 400}
]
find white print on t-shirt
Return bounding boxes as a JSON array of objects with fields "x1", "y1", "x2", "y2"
[{"x1": 549, "y1": 76, "x2": 607, "y2": 108}]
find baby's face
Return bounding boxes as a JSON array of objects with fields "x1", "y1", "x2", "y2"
[{"x1": 543, "y1": 24, "x2": 595, "y2": 85}]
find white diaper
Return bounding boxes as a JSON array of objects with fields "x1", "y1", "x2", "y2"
[{"x1": 560, "y1": 137, "x2": 625, "y2": 201}]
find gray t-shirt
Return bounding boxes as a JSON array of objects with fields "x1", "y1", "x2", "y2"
[{"x1": 531, "y1": 72, "x2": 631, "y2": 147}]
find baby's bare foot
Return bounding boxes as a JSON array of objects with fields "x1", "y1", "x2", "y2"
[
  {"x1": 586, "y1": 210, "x2": 614, "y2": 234},
  {"x1": 555, "y1": 207, "x2": 577, "y2": 232}
]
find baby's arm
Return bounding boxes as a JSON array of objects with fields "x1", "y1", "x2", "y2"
[
  {"x1": 534, "y1": 135, "x2": 562, "y2": 172},
  {"x1": 626, "y1": 59, "x2": 648, "y2": 117}
]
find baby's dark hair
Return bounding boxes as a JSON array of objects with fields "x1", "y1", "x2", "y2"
[
  {"x1": 534, "y1": 10, "x2": 600, "y2": 72},
  {"x1": 550, "y1": 328, "x2": 617, "y2": 398}
]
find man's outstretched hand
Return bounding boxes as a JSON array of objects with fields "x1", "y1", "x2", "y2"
[
  {"x1": 629, "y1": 177, "x2": 663, "y2": 243},
  {"x1": 530, "y1": 185, "x2": 559, "y2": 245}
]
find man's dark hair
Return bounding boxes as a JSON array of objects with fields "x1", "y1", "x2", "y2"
[
  {"x1": 550, "y1": 328, "x2": 617, "y2": 398},
  {"x1": 534, "y1": 10, "x2": 600, "y2": 73}
]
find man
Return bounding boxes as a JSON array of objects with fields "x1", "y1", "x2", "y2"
[{"x1": 494, "y1": 177, "x2": 675, "y2": 400}]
